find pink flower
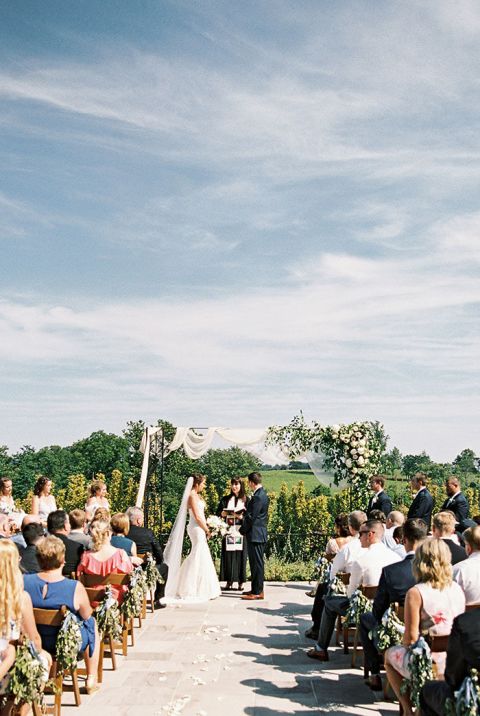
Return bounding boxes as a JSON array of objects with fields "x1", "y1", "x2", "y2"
[{"x1": 432, "y1": 612, "x2": 448, "y2": 625}]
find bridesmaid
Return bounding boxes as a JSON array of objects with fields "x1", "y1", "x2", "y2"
[
  {"x1": 31, "y1": 476, "x2": 57, "y2": 527},
  {"x1": 85, "y1": 479, "x2": 110, "y2": 521},
  {"x1": 216, "y1": 477, "x2": 248, "y2": 591}
]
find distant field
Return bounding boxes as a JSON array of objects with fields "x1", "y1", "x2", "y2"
[{"x1": 262, "y1": 469, "x2": 322, "y2": 494}]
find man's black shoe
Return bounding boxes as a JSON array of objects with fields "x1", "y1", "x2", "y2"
[
  {"x1": 305, "y1": 628, "x2": 319, "y2": 640},
  {"x1": 154, "y1": 600, "x2": 166, "y2": 609}
]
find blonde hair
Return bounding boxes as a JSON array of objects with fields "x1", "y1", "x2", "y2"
[
  {"x1": 110, "y1": 512, "x2": 129, "y2": 536},
  {"x1": 89, "y1": 480, "x2": 106, "y2": 498},
  {"x1": 91, "y1": 519, "x2": 111, "y2": 551},
  {"x1": 433, "y1": 511, "x2": 456, "y2": 536},
  {"x1": 464, "y1": 526, "x2": 480, "y2": 551},
  {"x1": 413, "y1": 537, "x2": 452, "y2": 590},
  {"x1": 91, "y1": 507, "x2": 110, "y2": 524},
  {"x1": 0, "y1": 540, "x2": 23, "y2": 638},
  {"x1": 36, "y1": 535, "x2": 65, "y2": 570}
]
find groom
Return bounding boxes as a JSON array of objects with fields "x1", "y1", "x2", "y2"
[{"x1": 240, "y1": 472, "x2": 269, "y2": 601}]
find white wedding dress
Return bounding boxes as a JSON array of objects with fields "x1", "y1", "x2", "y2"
[
  {"x1": 163, "y1": 480, "x2": 221, "y2": 604},
  {"x1": 176, "y1": 500, "x2": 221, "y2": 601}
]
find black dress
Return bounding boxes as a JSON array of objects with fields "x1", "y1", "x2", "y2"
[{"x1": 216, "y1": 494, "x2": 248, "y2": 585}]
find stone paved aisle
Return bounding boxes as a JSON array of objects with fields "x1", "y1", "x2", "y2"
[{"x1": 61, "y1": 583, "x2": 399, "y2": 716}]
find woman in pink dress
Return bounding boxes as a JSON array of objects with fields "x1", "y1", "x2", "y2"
[
  {"x1": 77, "y1": 519, "x2": 133, "y2": 605},
  {"x1": 385, "y1": 538, "x2": 465, "y2": 716}
]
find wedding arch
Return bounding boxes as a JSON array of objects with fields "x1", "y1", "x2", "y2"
[{"x1": 136, "y1": 416, "x2": 387, "y2": 519}]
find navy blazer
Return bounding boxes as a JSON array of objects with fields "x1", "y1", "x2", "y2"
[
  {"x1": 367, "y1": 491, "x2": 393, "y2": 519},
  {"x1": 240, "y1": 486, "x2": 269, "y2": 543},
  {"x1": 444, "y1": 611, "x2": 480, "y2": 691},
  {"x1": 441, "y1": 492, "x2": 470, "y2": 525},
  {"x1": 407, "y1": 488, "x2": 434, "y2": 528},
  {"x1": 443, "y1": 538, "x2": 467, "y2": 565},
  {"x1": 372, "y1": 554, "x2": 416, "y2": 621}
]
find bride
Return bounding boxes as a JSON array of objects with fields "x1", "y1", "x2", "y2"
[{"x1": 163, "y1": 474, "x2": 221, "y2": 603}]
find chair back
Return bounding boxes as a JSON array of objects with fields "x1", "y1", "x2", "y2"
[
  {"x1": 426, "y1": 634, "x2": 450, "y2": 652},
  {"x1": 466, "y1": 603, "x2": 480, "y2": 611},
  {"x1": 361, "y1": 585, "x2": 378, "y2": 600},
  {"x1": 392, "y1": 602, "x2": 405, "y2": 621},
  {"x1": 85, "y1": 586, "x2": 109, "y2": 604},
  {"x1": 78, "y1": 573, "x2": 131, "y2": 588},
  {"x1": 338, "y1": 572, "x2": 350, "y2": 585},
  {"x1": 325, "y1": 553, "x2": 335, "y2": 563},
  {"x1": 33, "y1": 604, "x2": 68, "y2": 627}
]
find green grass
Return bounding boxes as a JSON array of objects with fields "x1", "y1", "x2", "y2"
[{"x1": 262, "y1": 469, "x2": 321, "y2": 494}]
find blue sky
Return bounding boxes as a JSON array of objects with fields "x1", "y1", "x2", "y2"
[{"x1": 1, "y1": 0, "x2": 479, "y2": 460}]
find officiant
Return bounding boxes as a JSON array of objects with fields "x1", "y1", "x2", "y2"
[{"x1": 216, "y1": 477, "x2": 249, "y2": 591}]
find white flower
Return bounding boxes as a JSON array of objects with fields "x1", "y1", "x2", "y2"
[
  {"x1": 350, "y1": 440, "x2": 358, "y2": 447},
  {"x1": 350, "y1": 448, "x2": 358, "y2": 456},
  {"x1": 358, "y1": 438, "x2": 366, "y2": 446},
  {"x1": 346, "y1": 459, "x2": 353, "y2": 468},
  {"x1": 357, "y1": 456, "x2": 365, "y2": 466},
  {"x1": 357, "y1": 447, "x2": 365, "y2": 455},
  {"x1": 331, "y1": 424, "x2": 340, "y2": 433},
  {"x1": 352, "y1": 467, "x2": 358, "y2": 474}
]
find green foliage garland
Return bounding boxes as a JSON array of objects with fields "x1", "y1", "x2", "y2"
[
  {"x1": 400, "y1": 636, "x2": 433, "y2": 710},
  {"x1": 4, "y1": 640, "x2": 49, "y2": 706},
  {"x1": 94, "y1": 586, "x2": 122, "y2": 640},
  {"x1": 372, "y1": 607, "x2": 404, "y2": 651},
  {"x1": 120, "y1": 567, "x2": 144, "y2": 619},
  {"x1": 327, "y1": 575, "x2": 348, "y2": 597},
  {"x1": 315, "y1": 556, "x2": 331, "y2": 584},
  {"x1": 56, "y1": 611, "x2": 82, "y2": 672},
  {"x1": 445, "y1": 669, "x2": 480, "y2": 716},
  {"x1": 345, "y1": 589, "x2": 372, "y2": 626},
  {"x1": 144, "y1": 554, "x2": 164, "y2": 590}
]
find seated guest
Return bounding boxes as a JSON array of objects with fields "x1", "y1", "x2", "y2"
[
  {"x1": 20, "y1": 522, "x2": 44, "y2": 573},
  {"x1": 384, "y1": 538, "x2": 465, "y2": 716},
  {"x1": 11, "y1": 515, "x2": 42, "y2": 550},
  {"x1": 391, "y1": 525, "x2": 406, "y2": 558},
  {"x1": 305, "y1": 510, "x2": 367, "y2": 640},
  {"x1": 307, "y1": 519, "x2": 400, "y2": 661},
  {"x1": 441, "y1": 476, "x2": 470, "y2": 529},
  {"x1": 420, "y1": 609, "x2": 480, "y2": 716},
  {"x1": 407, "y1": 472, "x2": 434, "y2": 530},
  {"x1": 126, "y1": 506, "x2": 169, "y2": 608},
  {"x1": 325, "y1": 513, "x2": 352, "y2": 557},
  {"x1": 383, "y1": 511, "x2": 405, "y2": 548},
  {"x1": 31, "y1": 476, "x2": 57, "y2": 527},
  {"x1": 366, "y1": 475, "x2": 393, "y2": 519},
  {"x1": 453, "y1": 525, "x2": 480, "y2": 605},
  {"x1": 47, "y1": 510, "x2": 84, "y2": 576},
  {"x1": 85, "y1": 480, "x2": 110, "y2": 521},
  {"x1": 77, "y1": 519, "x2": 133, "y2": 604},
  {"x1": 432, "y1": 511, "x2": 467, "y2": 565},
  {"x1": 111, "y1": 513, "x2": 142, "y2": 566},
  {"x1": 68, "y1": 509, "x2": 93, "y2": 550},
  {"x1": 24, "y1": 536, "x2": 100, "y2": 694},
  {"x1": 0, "y1": 540, "x2": 51, "y2": 687},
  {"x1": 89, "y1": 507, "x2": 110, "y2": 527},
  {"x1": 360, "y1": 518, "x2": 428, "y2": 691}
]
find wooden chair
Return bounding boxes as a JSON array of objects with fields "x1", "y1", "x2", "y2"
[
  {"x1": 83, "y1": 585, "x2": 118, "y2": 683},
  {"x1": 466, "y1": 603, "x2": 480, "y2": 611},
  {"x1": 78, "y1": 573, "x2": 134, "y2": 657},
  {"x1": 331, "y1": 572, "x2": 350, "y2": 650},
  {"x1": 427, "y1": 633, "x2": 450, "y2": 677},
  {"x1": 350, "y1": 586, "x2": 378, "y2": 668},
  {"x1": 33, "y1": 605, "x2": 82, "y2": 716},
  {"x1": 137, "y1": 553, "x2": 155, "y2": 614}
]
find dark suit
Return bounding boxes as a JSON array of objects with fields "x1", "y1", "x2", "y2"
[
  {"x1": 420, "y1": 611, "x2": 480, "y2": 716},
  {"x1": 127, "y1": 524, "x2": 168, "y2": 599},
  {"x1": 407, "y1": 488, "x2": 434, "y2": 529},
  {"x1": 19, "y1": 544, "x2": 41, "y2": 573},
  {"x1": 441, "y1": 492, "x2": 470, "y2": 526},
  {"x1": 240, "y1": 486, "x2": 269, "y2": 595},
  {"x1": 53, "y1": 533, "x2": 84, "y2": 576},
  {"x1": 360, "y1": 554, "x2": 416, "y2": 676},
  {"x1": 367, "y1": 491, "x2": 393, "y2": 519},
  {"x1": 443, "y1": 538, "x2": 467, "y2": 565}
]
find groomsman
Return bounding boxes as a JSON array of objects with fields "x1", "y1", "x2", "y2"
[
  {"x1": 441, "y1": 476, "x2": 470, "y2": 529},
  {"x1": 240, "y1": 472, "x2": 269, "y2": 601},
  {"x1": 366, "y1": 475, "x2": 393, "y2": 519},
  {"x1": 407, "y1": 472, "x2": 434, "y2": 529}
]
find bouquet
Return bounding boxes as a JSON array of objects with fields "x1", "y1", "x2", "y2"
[
  {"x1": 56, "y1": 611, "x2": 82, "y2": 671},
  {"x1": 94, "y1": 585, "x2": 122, "y2": 640},
  {"x1": 327, "y1": 575, "x2": 348, "y2": 597},
  {"x1": 3, "y1": 640, "x2": 49, "y2": 707},
  {"x1": 372, "y1": 607, "x2": 405, "y2": 651},
  {"x1": 345, "y1": 589, "x2": 372, "y2": 627},
  {"x1": 400, "y1": 636, "x2": 433, "y2": 710},
  {"x1": 206, "y1": 516, "x2": 229, "y2": 537}
]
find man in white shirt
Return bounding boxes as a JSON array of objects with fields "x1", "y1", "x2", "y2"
[
  {"x1": 453, "y1": 526, "x2": 480, "y2": 605},
  {"x1": 383, "y1": 511, "x2": 406, "y2": 556},
  {"x1": 307, "y1": 520, "x2": 401, "y2": 661},
  {"x1": 305, "y1": 510, "x2": 367, "y2": 640}
]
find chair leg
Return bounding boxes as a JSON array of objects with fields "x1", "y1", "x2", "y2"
[
  {"x1": 97, "y1": 641, "x2": 104, "y2": 683},
  {"x1": 130, "y1": 617, "x2": 135, "y2": 647},
  {"x1": 141, "y1": 596, "x2": 147, "y2": 620},
  {"x1": 54, "y1": 673, "x2": 63, "y2": 716},
  {"x1": 108, "y1": 636, "x2": 117, "y2": 670},
  {"x1": 32, "y1": 702, "x2": 43, "y2": 716},
  {"x1": 351, "y1": 626, "x2": 360, "y2": 668},
  {"x1": 335, "y1": 614, "x2": 342, "y2": 647},
  {"x1": 343, "y1": 622, "x2": 350, "y2": 654},
  {"x1": 71, "y1": 668, "x2": 81, "y2": 706}
]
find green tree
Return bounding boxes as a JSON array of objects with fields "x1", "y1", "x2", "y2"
[
  {"x1": 453, "y1": 449, "x2": 479, "y2": 475},
  {"x1": 70, "y1": 431, "x2": 130, "y2": 479},
  {"x1": 0, "y1": 445, "x2": 13, "y2": 476},
  {"x1": 380, "y1": 447, "x2": 403, "y2": 474},
  {"x1": 198, "y1": 447, "x2": 261, "y2": 495},
  {"x1": 402, "y1": 452, "x2": 432, "y2": 477}
]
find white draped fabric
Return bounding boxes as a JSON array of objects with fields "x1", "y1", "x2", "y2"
[{"x1": 135, "y1": 425, "x2": 339, "y2": 507}]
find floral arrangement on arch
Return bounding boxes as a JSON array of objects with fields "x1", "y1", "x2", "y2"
[{"x1": 266, "y1": 414, "x2": 387, "y2": 504}]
